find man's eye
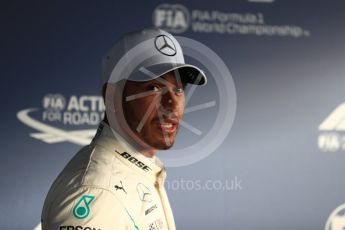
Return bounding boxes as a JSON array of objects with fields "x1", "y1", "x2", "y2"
[
  {"x1": 175, "y1": 87, "x2": 184, "y2": 94},
  {"x1": 150, "y1": 85, "x2": 161, "y2": 92}
]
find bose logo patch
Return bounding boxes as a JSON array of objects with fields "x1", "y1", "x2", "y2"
[{"x1": 116, "y1": 151, "x2": 152, "y2": 172}]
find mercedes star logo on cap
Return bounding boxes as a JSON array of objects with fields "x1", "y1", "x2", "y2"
[{"x1": 154, "y1": 35, "x2": 177, "y2": 56}]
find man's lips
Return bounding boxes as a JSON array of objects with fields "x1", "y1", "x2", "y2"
[
  {"x1": 153, "y1": 118, "x2": 179, "y2": 134},
  {"x1": 161, "y1": 118, "x2": 178, "y2": 125}
]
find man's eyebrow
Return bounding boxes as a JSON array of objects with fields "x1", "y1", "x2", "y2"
[
  {"x1": 126, "y1": 89, "x2": 159, "y2": 101},
  {"x1": 139, "y1": 67, "x2": 175, "y2": 88},
  {"x1": 145, "y1": 79, "x2": 163, "y2": 84},
  {"x1": 140, "y1": 80, "x2": 165, "y2": 87}
]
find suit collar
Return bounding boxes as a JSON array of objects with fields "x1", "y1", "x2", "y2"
[{"x1": 92, "y1": 122, "x2": 166, "y2": 183}]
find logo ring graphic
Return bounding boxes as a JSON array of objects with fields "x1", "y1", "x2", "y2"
[{"x1": 105, "y1": 36, "x2": 236, "y2": 167}]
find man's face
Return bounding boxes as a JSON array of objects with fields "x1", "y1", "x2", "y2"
[{"x1": 122, "y1": 71, "x2": 186, "y2": 150}]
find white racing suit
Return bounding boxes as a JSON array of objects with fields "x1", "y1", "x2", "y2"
[{"x1": 41, "y1": 122, "x2": 176, "y2": 230}]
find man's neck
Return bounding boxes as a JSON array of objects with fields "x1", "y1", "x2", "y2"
[
  {"x1": 102, "y1": 118, "x2": 158, "y2": 158},
  {"x1": 141, "y1": 148, "x2": 157, "y2": 158}
]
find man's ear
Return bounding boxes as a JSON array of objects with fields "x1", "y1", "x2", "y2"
[
  {"x1": 102, "y1": 81, "x2": 126, "y2": 109},
  {"x1": 183, "y1": 82, "x2": 187, "y2": 90},
  {"x1": 102, "y1": 83, "x2": 108, "y2": 101}
]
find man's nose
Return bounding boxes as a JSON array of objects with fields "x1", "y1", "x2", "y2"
[{"x1": 160, "y1": 88, "x2": 179, "y2": 110}]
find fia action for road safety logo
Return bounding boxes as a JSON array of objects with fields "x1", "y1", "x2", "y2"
[{"x1": 73, "y1": 195, "x2": 95, "y2": 219}]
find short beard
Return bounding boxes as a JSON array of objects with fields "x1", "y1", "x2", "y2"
[
  {"x1": 152, "y1": 141, "x2": 174, "y2": 150},
  {"x1": 127, "y1": 121, "x2": 177, "y2": 151},
  {"x1": 140, "y1": 132, "x2": 175, "y2": 150}
]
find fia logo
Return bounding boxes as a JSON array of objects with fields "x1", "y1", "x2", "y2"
[
  {"x1": 42, "y1": 94, "x2": 66, "y2": 111},
  {"x1": 318, "y1": 102, "x2": 345, "y2": 152},
  {"x1": 153, "y1": 4, "x2": 190, "y2": 33}
]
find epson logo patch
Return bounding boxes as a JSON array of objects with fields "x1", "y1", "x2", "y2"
[{"x1": 59, "y1": 226, "x2": 101, "y2": 230}]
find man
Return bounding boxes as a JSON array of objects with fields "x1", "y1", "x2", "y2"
[{"x1": 41, "y1": 27, "x2": 207, "y2": 230}]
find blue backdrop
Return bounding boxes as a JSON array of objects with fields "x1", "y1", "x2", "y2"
[{"x1": 1, "y1": 1, "x2": 345, "y2": 229}]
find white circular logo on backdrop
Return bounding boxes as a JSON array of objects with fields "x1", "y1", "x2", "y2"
[{"x1": 325, "y1": 203, "x2": 345, "y2": 230}]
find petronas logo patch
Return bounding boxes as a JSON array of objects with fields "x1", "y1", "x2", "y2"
[{"x1": 73, "y1": 195, "x2": 95, "y2": 219}]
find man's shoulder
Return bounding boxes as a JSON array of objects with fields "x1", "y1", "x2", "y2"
[
  {"x1": 42, "y1": 141, "x2": 160, "y2": 229},
  {"x1": 48, "y1": 143, "x2": 113, "y2": 192},
  {"x1": 81, "y1": 143, "x2": 117, "y2": 189},
  {"x1": 64, "y1": 142, "x2": 122, "y2": 188},
  {"x1": 70, "y1": 142, "x2": 141, "y2": 189},
  {"x1": 44, "y1": 143, "x2": 130, "y2": 205}
]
